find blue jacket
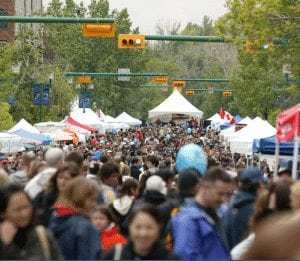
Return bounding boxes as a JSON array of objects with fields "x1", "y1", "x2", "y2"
[
  {"x1": 172, "y1": 202, "x2": 230, "y2": 260},
  {"x1": 49, "y1": 208, "x2": 101, "y2": 260},
  {"x1": 222, "y1": 189, "x2": 256, "y2": 249}
]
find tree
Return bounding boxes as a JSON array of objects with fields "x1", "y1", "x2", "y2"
[{"x1": 0, "y1": 103, "x2": 14, "y2": 130}]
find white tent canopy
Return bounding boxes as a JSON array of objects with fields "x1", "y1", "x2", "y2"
[
  {"x1": 0, "y1": 132, "x2": 24, "y2": 153},
  {"x1": 9, "y1": 118, "x2": 40, "y2": 134},
  {"x1": 238, "y1": 116, "x2": 252, "y2": 125},
  {"x1": 115, "y1": 112, "x2": 141, "y2": 126},
  {"x1": 207, "y1": 113, "x2": 222, "y2": 123},
  {"x1": 148, "y1": 89, "x2": 203, "y2": 120},
  {"x1": 229, "y1": 117, "x2": 277, "y2": 154},
  {"x1": 70, "y1": 108, "x2": 109, "y2": 132}
]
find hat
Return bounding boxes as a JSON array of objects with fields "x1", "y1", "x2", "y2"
[
  {"x1": 145, "y1": 175, "x2": 167, "y2": 195},
  {"x1": 240, "y1": 167, "x2": 263, "y2": 184}
]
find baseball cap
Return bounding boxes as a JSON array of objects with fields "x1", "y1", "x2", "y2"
[{"x1": 240, "y1": 167, "x2": 263, "y2": 184}]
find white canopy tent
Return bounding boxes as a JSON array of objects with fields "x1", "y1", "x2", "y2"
[
  {"x1": 229, "y1": 117, "x2": 277, "y2": 154},
  {"x1": 103, "y1": 115, "x2": 130, "y2": 130},
  {"x1": 238, "y1": 116, "x2": 252, "y2": 125},
  {"x1": 9, "y1": 118, "x2": 40, "y2": 134},
  {"x1": 148, "y1": 89, "x2": 203, "y2": 121},
  {"x1": 207, "y1": 113, "x2": 222, "y2": 123},
  {"x1": 115, "y1": 112, "x2": 141, "y2": 126},
  {"x1": 70, "y1": 108, "x2": 109, "y2": 133},
  {"x1": 34, "y1": 122, "x2": 67, "y2": 132},
  {"x1": 0, "y1": 132, "x2": 24, "y2": 153}
]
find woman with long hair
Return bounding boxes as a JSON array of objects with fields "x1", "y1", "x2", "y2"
[{"x1": 0, "y1": 184, "x2": 62, "y2": 259}]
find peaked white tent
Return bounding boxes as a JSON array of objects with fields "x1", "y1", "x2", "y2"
[
  {"x1": 70, "y1": 108, "x2": 109, "y2": 132},
  {"x1": 9, "y1": 118, "x2": 40, "y2": 134},
  {"x1": 103, "y1": 115, "x2": 130, "y2": 130},
  {"x1": 148, "y1": 89, "x2": 203, "y2": 120},
  {"x1": 238, "y1": 116, "x2": 252, "y2": 125},
  {"x1": 207, "y1": 113, "x2": 222, "y2": 123},
  {"x1": 115, "y1": 112, "x2": 141, "y2": 126},
  {"x1": 229, "y1": 117, "x2": 276, "y2": 154}
]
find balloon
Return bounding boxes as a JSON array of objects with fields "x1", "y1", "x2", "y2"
[{"x1": 176, "y1": 144, "x2": 207, "y2": 176}]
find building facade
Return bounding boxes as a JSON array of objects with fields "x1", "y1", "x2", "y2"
[{"x1": 0, "y1": 0, "x2": 43, "y2": 42}]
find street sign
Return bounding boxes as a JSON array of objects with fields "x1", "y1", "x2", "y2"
[
  {"x1": 223, "y1": 91, "x2": 232, "y2": 97},
  {"x1": 77, "y1": 76, "x2": 92, "y2": 84},
  {"x1": 82, "y1": 23, "x2": 115, "y2": 37},
  {"x1": 154, "y1": 77, "x2": 168, "y2": 84}
]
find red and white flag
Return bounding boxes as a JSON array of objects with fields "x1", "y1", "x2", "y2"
[{"x1": 220, "y1": 107, "x2": 235, "y2": 125}]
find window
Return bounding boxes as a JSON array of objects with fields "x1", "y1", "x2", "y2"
[{"x1": 0, "y1": 9, "x2": 8, "y2": 29}]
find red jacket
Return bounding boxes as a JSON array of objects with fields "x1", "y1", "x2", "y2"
[{"x1": 101, "y1": 225, "x2": 127, "y2": 252}]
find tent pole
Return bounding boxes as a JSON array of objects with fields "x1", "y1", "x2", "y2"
[
  {"x1": 274, "y1": 138, "x2": 280, "y2": 178},
  {"x1": 292, "y1": 112, "x2": 300, "y2": 180}
]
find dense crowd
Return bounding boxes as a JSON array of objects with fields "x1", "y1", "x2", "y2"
[{"x1": 0, "y1": 122, "x2": 299, "y2": 260}]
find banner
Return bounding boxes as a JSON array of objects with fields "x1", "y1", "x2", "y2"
[
  {"x1": 6, "y1": 97, "x2": 15, "y2": 106},
  {"x1": 33, "y1": 84, "x2": 50, "y2": 106},
  {"x1": 79, "y1": 91, "x2": 90, "y2": 108}
]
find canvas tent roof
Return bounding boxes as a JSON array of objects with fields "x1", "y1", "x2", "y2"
[
  {"x1": 238, "y1": 116, "x2": 252, "y2": 125},
  {"x1": 11, "y1": 129, "x2": 51, "y2": 144},
  {"x1": 207, "y1": 113, "x2": 221, "y2": 122},
  {"x1": 67, "y1": 116, "x2": 96, "y2": 133},
  {"x1": 0, "y1": 132, "x2": 24, "y2": 153},
  {"x1": 9, "y1": 118, "x2": 40, "y2": 134},
  {"x1": 148, "y1": 89, "x2": 203, "y2": 119},
  {"x1": 115, "y1": 112, "x2": 141, "y2": 126}
]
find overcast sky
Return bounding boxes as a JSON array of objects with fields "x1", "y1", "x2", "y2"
[{"x1": 43, "y1": 0, "x2": 228, "y2": 34}]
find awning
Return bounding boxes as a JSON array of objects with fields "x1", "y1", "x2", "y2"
[{"x1": 67, "y1": 116, "x2": 96, "y2": 133}]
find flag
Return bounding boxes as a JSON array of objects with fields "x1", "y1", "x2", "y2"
[
  {"x1": 220, "y1": 107, "x2": 235, "y2": 125},
  {"x1": 276, "y1": 104, "x2": 300, "y2": 142}
]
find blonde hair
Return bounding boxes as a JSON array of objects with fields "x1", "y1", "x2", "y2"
[
  {"x1": 59, "y1": 177, "x2": 100, "y2": 213},
  {"x1": 0, "y1": 168, "x2": 9, "y2": 187},
  {"x1": 291, "y1": 181, "x2": 300, "y2": 198}
]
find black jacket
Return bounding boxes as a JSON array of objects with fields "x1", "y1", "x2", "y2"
[
  {"x1": 130, "y1": 165, "x2": 141, "y2": 180},
  {"x1": 0, "y1": 225, "x2": 62, "y2": 259},
  {"x1": 102, "y1": 241, "x2": 178, "y2": 260}
]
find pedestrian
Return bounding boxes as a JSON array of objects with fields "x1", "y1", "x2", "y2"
[
  {"x1": 102, "y1": 203, "x2": 178, "y2": 260},
  {"x1": 0, "y1": 184, "x2": 62, "y2": 259},
  {"x1": 172, "y1": 167, "x2": 232, "y2": 260},
  {"x1": 91, "y1": 206, "x2": 126, "y2": 253},
  {"x1": 100, "y1": 162, "x2": 119, "y2": 205},
  {"x1": 223, "y1": 167, "x2": 264, "y2": 250},
  {"x1": 290, "y1": 181, "x2": 300, "y2": 210},
  {"x1": 49, "y1": 177, "x2": 101, "y2": 260},
  {"x1": 34, "y1": 162, "x2": 81, "y2": 226}
]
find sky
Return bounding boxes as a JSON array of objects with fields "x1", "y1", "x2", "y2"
[{"x1": 43, "y1": 0, "x2": 228, "y2": 34}]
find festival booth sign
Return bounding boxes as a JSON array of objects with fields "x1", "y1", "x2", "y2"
[
  {"x1": 276, "y1": 104, "x2": 300, "y2": 179},
  {"x1": 0, "y1": 132, "x2": 24, "y2": 153},
  {"x1": 34, "y1": 122, "x2": 68, "y2": 132}
]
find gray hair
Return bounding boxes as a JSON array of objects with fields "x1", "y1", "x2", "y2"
[{"x1": 45, "y1": 148, "x2": 64, "y2": 167}]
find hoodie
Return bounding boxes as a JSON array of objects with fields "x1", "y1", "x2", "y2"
[
  {"x1": 49, "y1": 203, "x2": 101, "y2": 260},
  {"x1": 222, "y1": 189, "x2": 257, "y2": 249}
]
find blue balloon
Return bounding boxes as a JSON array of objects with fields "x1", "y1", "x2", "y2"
[{"x1": 176, "y1": 144, "x2": 207, "y2": 176}]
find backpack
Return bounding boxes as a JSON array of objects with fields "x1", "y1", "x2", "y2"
[{"x1": 163, "y1": 207, "x2": 180, "y2": 251}]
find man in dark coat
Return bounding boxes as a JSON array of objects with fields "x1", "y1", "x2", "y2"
[{"x1": 223, "y1": 167, "x2": 264, "y2": 250}]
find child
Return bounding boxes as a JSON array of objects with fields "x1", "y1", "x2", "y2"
[{"x1": 91, "y1": 206, "x2": 127, "y2": 252}]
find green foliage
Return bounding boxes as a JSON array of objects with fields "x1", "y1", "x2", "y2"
[{"x1": 0, "y1": 103, "x2": 14, "y2": 130}]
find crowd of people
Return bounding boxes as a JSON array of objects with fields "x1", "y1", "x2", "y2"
[{"x1": 0, "y1": 122, "x2": 299, "y2": 260}]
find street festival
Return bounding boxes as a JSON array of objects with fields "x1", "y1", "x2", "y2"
[{"x1": 0, "y1": 0, "x2": 299, "y2": 259}]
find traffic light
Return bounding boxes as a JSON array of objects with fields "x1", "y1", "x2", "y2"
[
  {"x1": 154, "y1": 77, "x2": 168, "y2": 84},
  {"x1": 118, "y1": 34, "x2": 145, "y2": 49},
  {"x1": 82, "y1": 23, "x2": 116, "y2": 37},
  {"x1": 223, "y1": 91, "x2": 232, "y2": 97},
  {"x1": 77, "y1": 76, "x2": 92, "y2": 84},
  {"x1": 186, "y1": 90, "x2": 195, "y2": 96},
  {"x1": 172, "y1": 81, "x2": 186, "y2": 88}
]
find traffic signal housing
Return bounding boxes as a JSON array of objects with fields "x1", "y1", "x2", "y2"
[
  {"x1": 223, "y1": 91, "x2": 232, "y2": 97},
  {"x1": 246, "y1": 39, "x2": 274, "y2": 53},
  {"x1": 82, "y1": 23, "x2": 116, "y2": 37},
  {"x1": 118, "y1": 34, "x2": 145, "y2": 49},
  {"x1": 172, "y1": 81, "x2": 186, "y2": 88},
  {"x1": 186, "y1": 90, "x2": 195, "y2": 96}
]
